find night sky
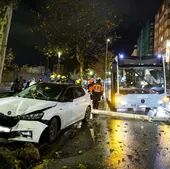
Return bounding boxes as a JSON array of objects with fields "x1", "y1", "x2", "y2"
[{"x1": 8, "y1": 0, "x2": 163, "y2": 66}]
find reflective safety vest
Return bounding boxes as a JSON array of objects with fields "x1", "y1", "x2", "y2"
[{"x1": 93, "y1": 83, "x2": 103, "y2": 92}]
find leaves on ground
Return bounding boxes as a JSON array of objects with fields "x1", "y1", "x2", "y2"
[
  {"x1": 110, "y1": 149, "x2": 114, "y2": 153},
  {"x1": 78, "y1": 150, "x2": 84, "y2": 155},
  {"x1": 77, "y1": 163, "x2": 87, "y2": 169},
  {"x1": 0, "y1": 143, "x2": 40, "y2": 169},
  {"x1": 127, "y1": 154, "x2": 133, "y2": 160}
]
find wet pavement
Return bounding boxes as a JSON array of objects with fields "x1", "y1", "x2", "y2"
[
  {"x1": 99, "y1": 116, "x2": 170, "y2": 169},
  {"x1": 31, "y1": 114, "x2": 170, "y2": 169},
  {"x1": 39, "y1": 120, "x2": 97, "y2": 160}
]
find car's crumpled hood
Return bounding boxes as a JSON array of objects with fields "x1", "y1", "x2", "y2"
[{"x1": 0, "y1": 97, "x2": 57, "y2": 116}]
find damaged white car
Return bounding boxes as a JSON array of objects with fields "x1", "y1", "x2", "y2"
[{"x1": 0, "y1": 82, "x2": 92, "y2": 143}]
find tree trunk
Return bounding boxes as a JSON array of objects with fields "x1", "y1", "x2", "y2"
[
  {"x1": 79, "y1": 62, "x2": 84, "y2": 85},
  {"x1": 76, "y1": 45, "x2": 84, "y2": 85},
  {"x1": 0, "y1": 3, "x2": 13, "y2": 83}
]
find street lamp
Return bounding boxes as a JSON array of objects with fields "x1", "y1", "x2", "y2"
[
  {"x1": 58, "y1": 52, "x2": 61, "y2": 75},
  {"x1": 105, "y1": 38, "x2": 110, "y2": 98},
  {"x1": 166, "y1": 41, "x2": 170, "y2": 71},
  {"x1": 89, "y1": 70, "x2": 93, "y2": 76},
  {"x1": 105, "y1": 39, "x2": 110, "y2": 77}
]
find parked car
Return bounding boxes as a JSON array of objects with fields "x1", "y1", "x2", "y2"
[{"x1": 0, "y1": 82, "x2": 92, "y2": 143}]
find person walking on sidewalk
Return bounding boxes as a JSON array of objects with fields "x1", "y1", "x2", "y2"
[
  {"x1": 92, "y1": 78, "x2": 103, "y2": 109},
  {"x1": 88, "y1": 78, "x2": 94, "y2": 100}
]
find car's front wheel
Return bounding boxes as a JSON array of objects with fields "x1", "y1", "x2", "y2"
[
  {"x1": 83, "y1": 106, "x2": 91, "y2": 122},
  {"x1": 48, "y1": 118, "x2": 59, "y2": 142}
]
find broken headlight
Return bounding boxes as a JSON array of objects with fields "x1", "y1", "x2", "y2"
[{"x1": 21, "y1": 112, "x2": 44, "y2": 120}]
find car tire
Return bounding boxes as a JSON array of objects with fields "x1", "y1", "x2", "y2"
[
  {"x1": 83, "y1": 106, "x2": 91, "y2": 122},
  {"x1": 48, "y1": 118, "x2": 59, "y2": 142}
]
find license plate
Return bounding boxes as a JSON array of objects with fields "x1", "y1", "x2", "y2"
[
  {"x1": 117, "y1": 109, "x2": 127, "y2": 112},
  {"x1": 0, "y1": 126, "x2": 11, "y2": 133},
  {"x1": 131, "y1": 104, "x2": 139, "y2": 108}
]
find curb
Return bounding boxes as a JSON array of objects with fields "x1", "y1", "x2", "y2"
[
  {"x1": 92, "y1": 109, "x2": 150, "y2": 120},
  {"x1": 92, "y1": 109, "x2": 170, "y2": 123}
]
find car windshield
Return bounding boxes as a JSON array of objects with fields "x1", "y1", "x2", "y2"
[
  {"x1": 17, "y1": 83, "x2": 67, "y2": 101},
  {"x1": 119, "y1": 67, "x2": 165, "y2": 94}
]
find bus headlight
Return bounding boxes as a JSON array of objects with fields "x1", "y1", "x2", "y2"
[
  {"x1": 162, "y1": 96, "x2": 169, "y2": 103},
  {"x1": 115, "y1": 96, "x2": 122, "y2": 103},
  {"x1": 158, "y1": 96, "x2": 170, "y2": 104}
]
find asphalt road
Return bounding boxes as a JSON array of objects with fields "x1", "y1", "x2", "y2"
[{"x1": 32, "y1": 114, "x2": 170, "y2": 169}]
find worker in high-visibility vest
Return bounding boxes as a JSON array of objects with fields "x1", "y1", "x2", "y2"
[
  {"x1": 50, "y1": 72, "x2": 57, "y2": 82},
  {"x1": 88, "y1": 78, "x2": 94, "y2": 100},
  {"x1": 92, "y1": 78, "x2": 103, "y2": 109}
]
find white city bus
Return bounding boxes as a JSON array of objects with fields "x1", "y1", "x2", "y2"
[{"x1": 110, "y1": 55, "x2": 167, "y2": 114}]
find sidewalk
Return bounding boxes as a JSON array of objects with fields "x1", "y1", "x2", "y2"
[
  {"x1": 98, "y1": 99, "x2": 110, "y2": 110},
  {"x1": 0, "y1": 87, "x2": 11, "y2": 93}
]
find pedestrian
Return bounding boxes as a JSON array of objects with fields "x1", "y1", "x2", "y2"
[
  {"x1": 23, "y1": 79, "x2": 27, "y2": 89},
  {"x1": 11, "y1": 78, "x2": 20, "y2": 93},
  {"x1": 75, "y1": 79, "x2": 81, "y2": 85},
  {"x1": 29, "y1": 77, "x2": 36, "y2": 86},
  {"x1": 92, "y1": 78, "x2": 104, "y2": 109},
  {"x1": 88, "y1": 78, "x2": 94, "y2": 100},
  {"x1": 19, "y1": 76, "x2": 24, "y2": 91},
  {"x1": 25, "y1": 80, "x2": 31, "y2": 89},
  {"x1": 61, "y1": 76, "x2": 67, "y2": 83},
  {"x1": 38, "y1": 77, "x2": 43, "y2": 83},
  {"x1": 56, "y1": 75, "x2": 61, "y2": 82}
]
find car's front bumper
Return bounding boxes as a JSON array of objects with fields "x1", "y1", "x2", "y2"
[{"x1": 0, "y1": 120, "x2": 47, "y2": 143}]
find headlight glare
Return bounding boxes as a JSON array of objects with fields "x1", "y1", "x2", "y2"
[
  {"x1": 162, "y1": 96, "x2": 169, "y2": 103},
  {"x1": 115, "y1": 96, "x2": 122, "y2": 103}
]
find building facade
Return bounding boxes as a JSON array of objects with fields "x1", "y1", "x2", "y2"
[
  {"x1": 154, "y1": 0, "x2": 170, "y2": 62},
  {"x1": 137, "y1": 21, "x2": 154, "y2": 57}
]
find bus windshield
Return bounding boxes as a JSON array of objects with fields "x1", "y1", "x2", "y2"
[{"x1": 119, "y1": 67, "x2": 165, "y2": 94}]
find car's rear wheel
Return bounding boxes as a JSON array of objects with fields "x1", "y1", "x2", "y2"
[
  {"x1": 83, "y1": 106, "x2": 91, "y2": 122},
  {"x1": 48, "y1": 118, "x2": 59, "y2": 142}
]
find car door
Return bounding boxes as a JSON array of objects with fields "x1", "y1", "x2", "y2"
[
  {"x1": 61, "y1": 87, "x2": 79, "y2": 125},
  {"x1": 72, "y1": 87, "x2": 87, "y2": 121},
  {"x1": 60, "y1": 87, "x2": 75, "y2": 126}
]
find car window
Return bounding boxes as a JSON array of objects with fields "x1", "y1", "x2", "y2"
[
  {"x1": 73, "y1": 88, "x2": 80, "y2": 99},
  {"x1": 63, "y1": 88, "x2": 74, "y2": 100},
  {"x1": 74, "y1": 87, "x2": 85, "y2": 98},
  {"x1": 17, "y1": 83, "x2": 67, "y2": 101}
]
